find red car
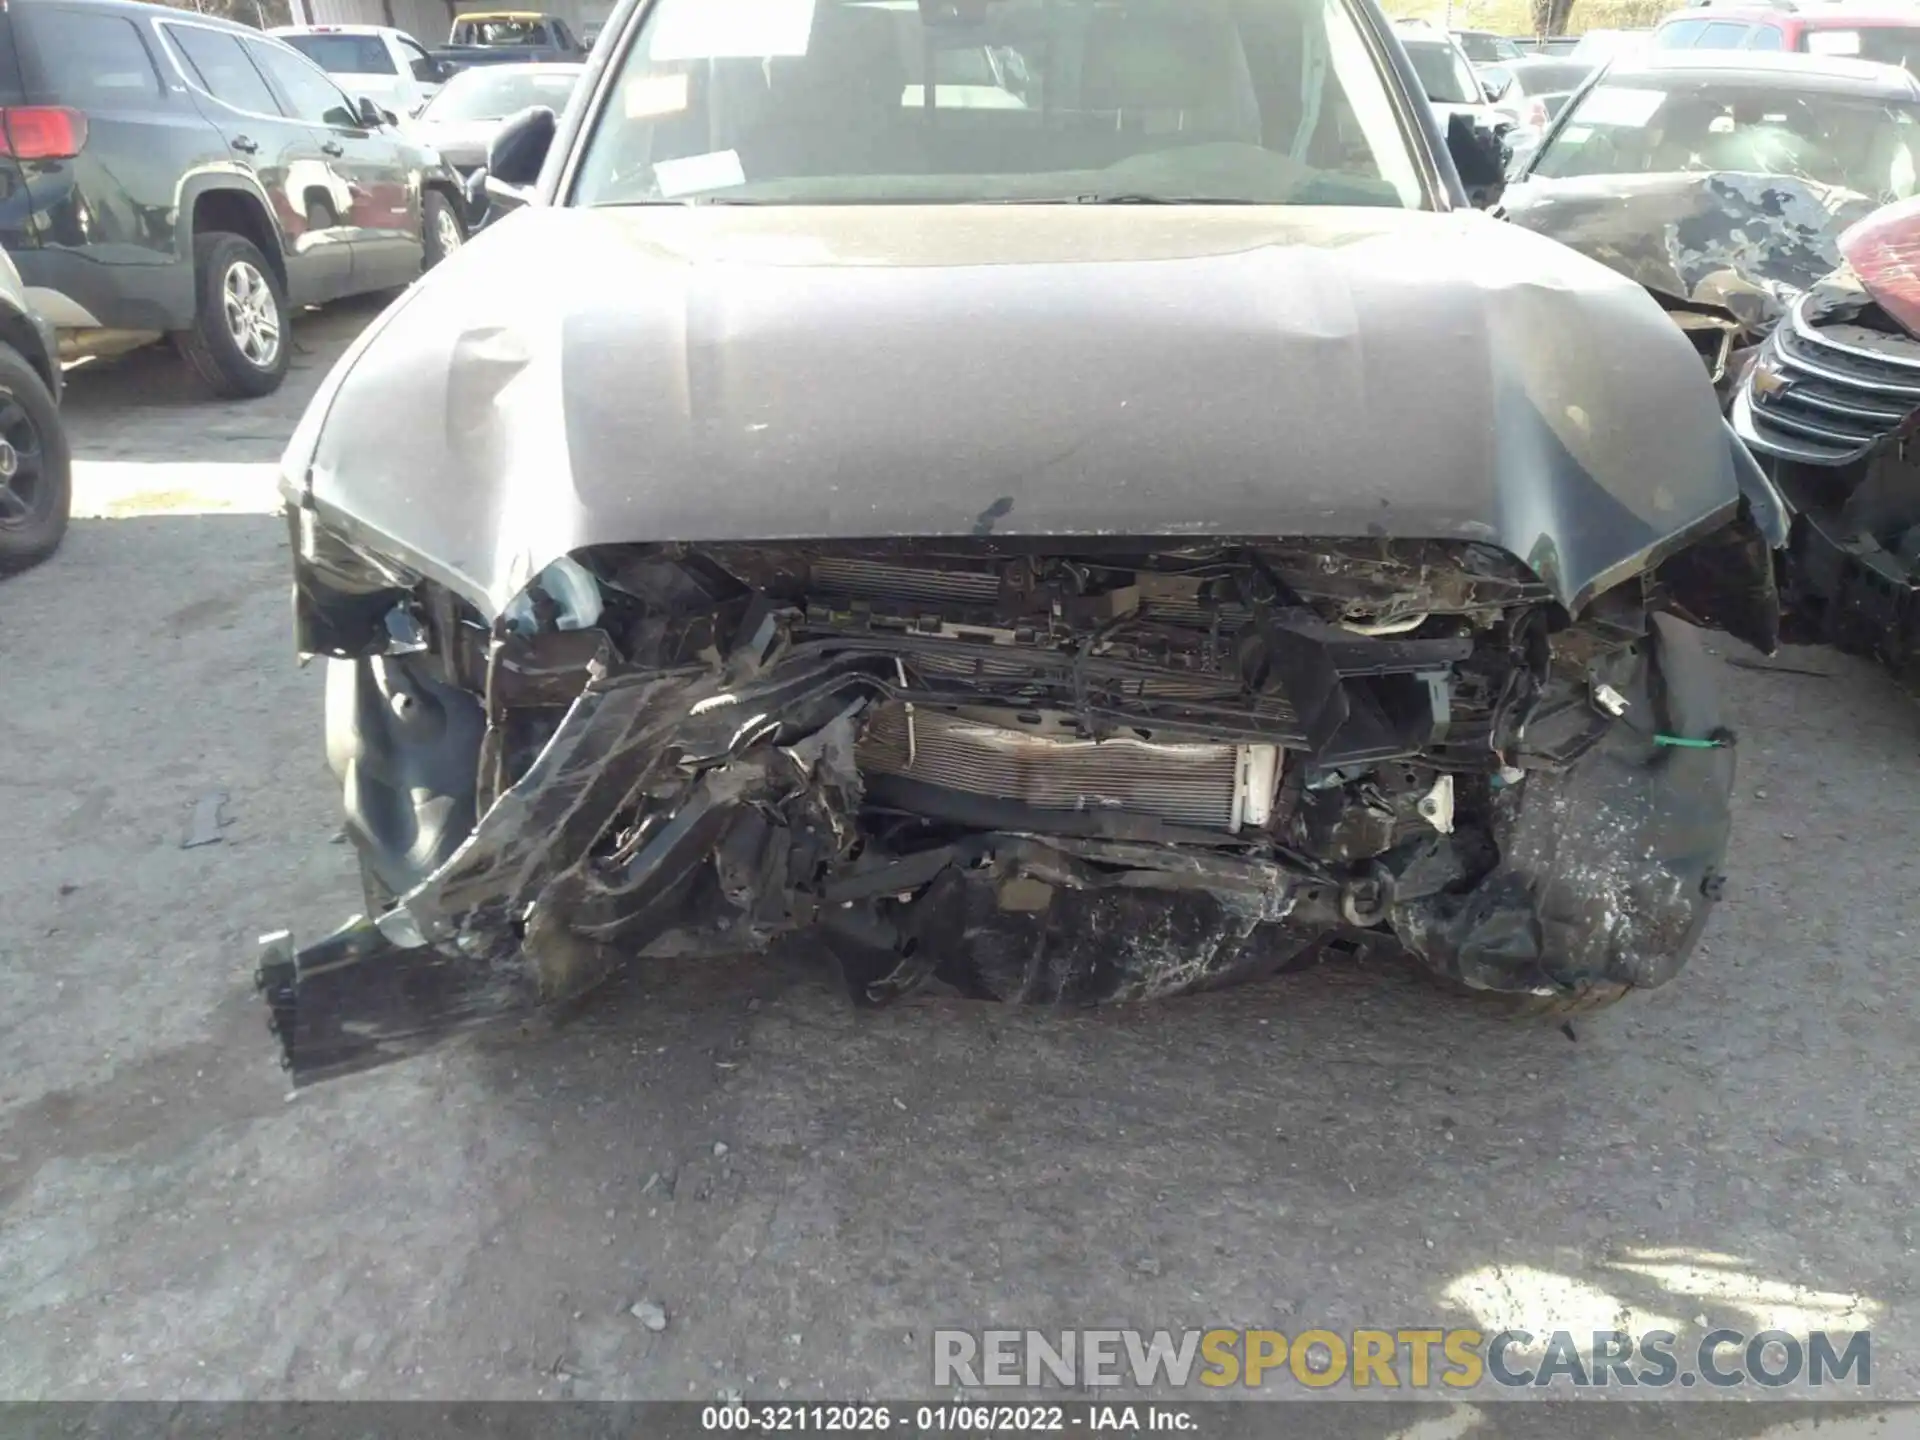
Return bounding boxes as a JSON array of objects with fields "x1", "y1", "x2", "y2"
[{"x1": 1653, "y1": 3, "x2": 1920, "y2": 68}]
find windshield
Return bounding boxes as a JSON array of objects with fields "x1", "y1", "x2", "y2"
[
  {"x1": 1454, "y1": 32, "x2": 1510, "y2": 62},
  {"x1": 570, "y1": 0, "x2": 1427, "y2": 208},
  {"x1": 1508, "y1": 59, "x2": 1593, "y2": 96},
  {"x1": 1570, "y1": 30, "x2": 1648, "y2": 62},
  {"x1": 423, "y1": 65, "x2": 580, "y2": 119},
  {"x1": 1531, "y1": 79, "x2": 1920, "y2": 202},
  {"x1": 1403, "y1": 38, "x2": 1478, "y2": 104},
  {"x1": 280, "y1": 33, "x2": 395, "y2": 74},
  {"x1": 465, "y1": 19, "x2": 543, "y2": 44},
  {"x1": 1802, "y1": 24, "x2": 1920, "y2": 73}
]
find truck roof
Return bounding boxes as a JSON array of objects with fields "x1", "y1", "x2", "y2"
[{"x1": 457, "y1": 11, "x2": 549, "y2": 20}]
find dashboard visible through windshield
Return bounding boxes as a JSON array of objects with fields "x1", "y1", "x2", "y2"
[{"x1": 569, "y1": 0, "x2": 1428, "y2": 208}]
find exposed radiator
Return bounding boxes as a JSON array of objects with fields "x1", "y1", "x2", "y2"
[{"x1": 857, "y1": 704, "x2": 1280, "y2": 833}]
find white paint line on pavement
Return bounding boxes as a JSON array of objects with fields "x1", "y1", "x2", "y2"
[
  {"x1": 70, "y1": 460, "x2": 282, "y2": 518},
  {"x1": 1382, "y1": 1405, "x2": 1484, "y2": 1440}
]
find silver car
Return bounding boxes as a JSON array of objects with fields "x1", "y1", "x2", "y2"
[{"x1": 405, "y1": 62, "x2": 585, "y2": 176}]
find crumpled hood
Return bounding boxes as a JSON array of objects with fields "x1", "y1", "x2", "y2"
[
  {"x1": 292, "y1": 203, "x2": 1744, "y2": 617},
  {"x1": 1499, "y1": 170, "x2": 1879, "y2": 332}
]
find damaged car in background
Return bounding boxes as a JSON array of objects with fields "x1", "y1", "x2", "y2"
[
  {"x1": 1499, "y1": 52, "x2": 1920, "y2": 398},
  {"x1": 1734, "y1": 194, "x2": 1920, "y2": 666},
  {"x1": 258, "y1": 0, "x2": 1786, "y2": 1086}
]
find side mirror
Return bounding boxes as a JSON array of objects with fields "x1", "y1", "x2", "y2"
[
  {"x1": 487, "y1": 104, "x2": 556, "y2": 189},
  {"x1": 1446, "y1": 112, "x2": 1507, "y2": 207},
  {"x1": 1481, "y1": 78, "x2": 1505, "y2": 102},
  {"x1": 355, "y1": 95, "x2": 386, "y2": 129}
]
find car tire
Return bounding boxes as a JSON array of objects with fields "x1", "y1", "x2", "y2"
[
  {"x1": 176, "y1": 231, "x2": 291, "y2": 399},
  {"x1": 0, "y1": 343, "x2": 71, "y2": 575},
  {"x1": 422, "y1": 190, "x2": 465, "y2": 271}
]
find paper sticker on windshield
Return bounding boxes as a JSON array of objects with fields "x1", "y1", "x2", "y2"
[
  {"x1": 625, "y1": 72, "x2": 690, "y2": 118},
  {"x1": 648, "y1": 0, "x2": 816, "y2": 60},
  {"x1": 1574, "y1": 85, "x2": 1666, "y2": 128},
  {"x1": 1807, "y1": 29, "x2": 1862, "y2": 54},
  {"x1": 654, "y1": 149, "x2": 746, "y2": 198}
]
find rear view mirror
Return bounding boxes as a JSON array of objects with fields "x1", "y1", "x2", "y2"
[{"x1": 488, "y1": 105, "x2": 556, "y2": 189}]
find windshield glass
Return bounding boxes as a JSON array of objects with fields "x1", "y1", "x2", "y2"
[
  {"x1": 1802, "y1": 24, "x2": 1920, "y2": 73},
  {"x1": 570, "y1": 0, "x2": 1427, "y2": 208},
  {"x1": 1531, "y1": 78, "x2": 1920, "y2": 202},
  {"x1": 1508, "y1": 59, "x2": 1593, "y2": 95},
  {"x1": 1403, "y1": 37, "x2": 1478, "y2": 104},
  {"x1": 280, "y1": 33, "x2": 395, "y2": 74},
  {"x1": 423, "y1": 65, "x2": 581, "y2": 119},
  {"x1": 465, "y1": 19, "x2": 543, "y2": 44},
  {"x1": 1570, "y1": 30, "x2": 1648, "y2": 62}
]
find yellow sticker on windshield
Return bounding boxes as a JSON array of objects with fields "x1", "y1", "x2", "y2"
[
  {"x1": 648, "y1": 0, "x2": 816, "y2": 61},
  {"x1": 625, "y1": 71, "x2": 691, "y2": 118}
]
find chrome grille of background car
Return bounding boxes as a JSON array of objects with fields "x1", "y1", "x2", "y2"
[{"x1": 1745, "y1": 303, "x2": 1920, "y2": 465}]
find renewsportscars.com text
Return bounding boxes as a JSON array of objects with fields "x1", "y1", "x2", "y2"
[{"x1": 932, "y1": 1327, "x2": 1871, "y2": 1391}]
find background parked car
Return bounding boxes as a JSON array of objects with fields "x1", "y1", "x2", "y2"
[
  {"x1": 1395, "y1": 23, "x2": 1510, "y2": 116},
  {"x1": 1500, "y1": 52, "x2": 1920, "y2": 388},
  {"x1": 0, "y1": 0, "x2": 468, "y2": 398},
  {"x1": 1571, "y1": 27, "x2": 1654, "y2": 63},
  {"x1": 1654, "y1": 2, "x2": 1920, "y2": 72},
  {"x1": 270, "y1": 24, "x2": 449, "y2": 116},
  {"x1": 404, "y1": 61, "x2": 583, "y2": 205},
  {"x1": 1482, "y1": 54, "x2": 1596, "y2": 143},
  {"x1": 0, "y1": 246, "x2": 68, "y2": 575},
  {"x1": 432, "y1": 11, "x2": 587, "y2": 75},
  {"x1": 1453, "y1": 27, "x2": 1522, "y2": 62}
]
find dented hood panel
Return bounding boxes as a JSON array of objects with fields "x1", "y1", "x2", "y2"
[
  {"x1": 1500, "y1": 171, "x2": 1878, "y2": 332},
  {"x1": 295, "y1": 203, "x2": 1743, "y2": 616}
]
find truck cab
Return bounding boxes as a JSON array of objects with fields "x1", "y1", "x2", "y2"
[{"x1": 270, "y1": 24, "x2": 447, "y2": 115}]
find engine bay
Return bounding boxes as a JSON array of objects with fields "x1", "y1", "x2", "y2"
[{"x1": 263, "y1": 532, "x2": 1732, "y2": 1085}]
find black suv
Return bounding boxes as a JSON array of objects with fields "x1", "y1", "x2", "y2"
[{"x1": 0, "y1": 0, "x2": 467, "y2": 396}]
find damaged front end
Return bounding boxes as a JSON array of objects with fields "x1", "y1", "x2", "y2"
[
  {"x1": 1499, "y1": 171, "x2": 1879, "y2": 403},
  {"x1": 264, "y1": 528, "x2": 1748, "y2": 1086},
  {"x1": 1732, "y1": 198, "x2": 1920, "y2": 668}
]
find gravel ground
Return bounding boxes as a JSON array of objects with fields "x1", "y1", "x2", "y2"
[{"x1": 1, "y1": 303, "x2": 1916, "y2": 1434}]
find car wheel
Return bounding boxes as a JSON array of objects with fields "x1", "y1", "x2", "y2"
[
  {"x1": 0, "y1": 343, "x2": 71, "y2": 575},
  {"x1": 422, "y1": 190, "x2": 465, "y2": 271},
  {"x1": 176, "y1": 231, "x2": 291, "y2": 399}
]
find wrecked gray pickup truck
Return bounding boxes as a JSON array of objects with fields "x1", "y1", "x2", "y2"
[{"x1": 260, "y1": 0, "x2": 1785, "y2": 1086}]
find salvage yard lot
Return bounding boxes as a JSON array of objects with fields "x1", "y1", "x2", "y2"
[{"x1": 2, "y1": 305, "x2": 1919, "y2": 1428}]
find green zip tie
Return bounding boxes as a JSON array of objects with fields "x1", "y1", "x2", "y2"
[{"x1": 1653, "y1": 734, "x2": 1727, "y2": 749}]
